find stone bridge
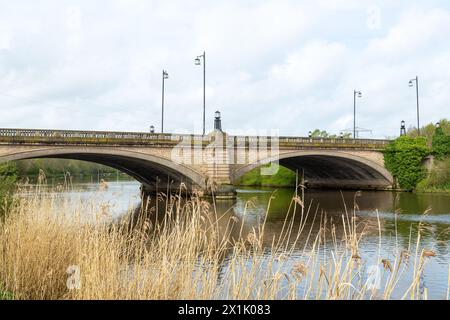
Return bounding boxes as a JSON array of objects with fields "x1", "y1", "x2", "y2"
[{"x1": 0, "y1": 128, "x2": 393, "y2": 198}]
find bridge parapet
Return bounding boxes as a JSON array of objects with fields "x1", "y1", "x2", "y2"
[{"x1": 0, "y1": 128, "x2": 391, "y2": 150}]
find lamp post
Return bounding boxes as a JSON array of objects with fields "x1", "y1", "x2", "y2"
[
  {"x1": 353, "y1": 90, "x2": 362, "y2": 139},
  {"x1": 195, "y1": 51, "x2": 206, "y2": 135},
  {"x1": 409, "y1": 76, "x2": 420, "y2": 136},
  {"x1": 161, "y1": 70, "x2": 169, "y2": 133},
  {"x1": 149, "y1": 125, "x2": 155, "y2": 134}
]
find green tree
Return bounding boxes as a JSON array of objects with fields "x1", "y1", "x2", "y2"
[
  {"x1": 310, "y1": 129, "x2": 351, "y2": 138},
  {"x1": 311, "y1": 129, "x2": 330, "y2": 138},
  {"x1": 14, "y1": 159, "x2": 118, "y2": 177},
  {"x1": 432, "y1": 126, "x2": 450, "y2": 159},
  {"x1": 407, "y1": 118, "x2": 450, "y2": 146},
  {"x1": 384, "y1": 136, "x2": 430, "y2": 190}
]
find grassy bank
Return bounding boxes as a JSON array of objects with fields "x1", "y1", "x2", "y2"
[
  {"x1": 0, "y1": 186, "x2": 446, "y2": 300},
  {"x1": 235, "y1": 165, "x2": 296, "y2": 187},
  {"x1": 416, "y1": 158, "x2": 450, "y2": 193}
]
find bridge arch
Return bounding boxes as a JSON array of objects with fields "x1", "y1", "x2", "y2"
[
  {"x1": 0, "y1": 147, "x2": 206, "y2": 189},
  {"x1": 232, "y1": 150, "x2": 393, "y2": 190}
]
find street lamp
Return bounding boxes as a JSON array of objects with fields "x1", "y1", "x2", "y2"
[
  {"x1": 353, "y1": 90, "x2": 362, "y2": 139},
  {"x1": 308, "y1": 131, "x2": 312, "y2": 138},
  {"x1": 409, "y1": 76, "x2": 420, "y2": 136},
  {"x1": 195, "y1": 51, "x2": 206, "y2": 135},
  {"x1": 436, "y1": 122, "x2": 440, "y2": 128},
  {"x1": 149, "y1": 125, "x2": 155, "y2": 133},
  {"x1": 161, "y1": 70, "x2": 169, "y2": 133}
]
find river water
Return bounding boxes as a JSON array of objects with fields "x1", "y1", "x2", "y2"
[{"x1": 25, "y1": 179, "x2": 450, "y2": 299}]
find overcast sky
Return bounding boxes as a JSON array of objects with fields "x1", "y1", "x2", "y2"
[{"x1": 0, "y1": 0, "x2": 449, "y2": 138}]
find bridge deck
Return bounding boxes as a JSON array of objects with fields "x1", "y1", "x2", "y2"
[{"x1": 0, "y1": 128, "x2": 390, "y2": 150}]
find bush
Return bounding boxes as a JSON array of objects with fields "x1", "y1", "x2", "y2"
[
  {"x1": 0, "y1": 162, "x2": 18, "y2": 215},
  {"x1": 384, "y1": 136, "x2": 430, "y2": 190},
  {"x1": 416, "y1": 158, "x2": 450, "y2": 192},
  {"x1": 432, "y1": 127, "x2": 450, "y2": 159}
]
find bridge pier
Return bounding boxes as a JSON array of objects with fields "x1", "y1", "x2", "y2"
[
  {"x1": 206, "y1": 184, "x2": 237, "y2": 200},
  {"x1": 140, "y1": 182, "x2": 237, "y2": 200}
]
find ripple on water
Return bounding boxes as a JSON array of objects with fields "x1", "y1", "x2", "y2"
[{"x1": 360, "y1": 210, "x2": 450, "y2": 225}]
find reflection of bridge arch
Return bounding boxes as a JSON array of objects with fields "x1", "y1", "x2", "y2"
[
  {"x1": 232, "y1": 150, "x2": 393, "y2": 190},
  {"x1": 0, "y1": 147, "x2": 206, "y2": 189}
]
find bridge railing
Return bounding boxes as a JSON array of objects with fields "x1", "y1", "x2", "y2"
[
  {"x1": 277, "y1": 136, "x2": 390, "y2": 147},
  {"x1": 231, "y1": 135, "x2": 390, "y2": 148},
  {"x1": 0, "y1": 128, "x2": 391, "y2": 149},
  {"x1": 0, "y1": 128, "x2": 209, "y2": 143}
]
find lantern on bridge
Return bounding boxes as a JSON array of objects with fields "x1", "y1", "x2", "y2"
[
  {"x1": 400, "y1": 120, "x2": 406, "y2": 136},
  {"x1": 214, "y1": 111, "x2": 222, "y2": 132}
]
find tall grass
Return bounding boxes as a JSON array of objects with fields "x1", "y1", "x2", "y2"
[
  {"x1": 0, "y1": 183, "x2": 447, "y2": 300},
  {"x1": 417, "y1": 158, "x2": 450, "y2": 192}
]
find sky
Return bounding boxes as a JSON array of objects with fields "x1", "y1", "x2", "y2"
[{"x1": 0, "y1": 0, "x2": 449, "y2": 138}]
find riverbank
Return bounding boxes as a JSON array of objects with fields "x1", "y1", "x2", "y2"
[
  {"x1": 234, "y1": 165, "x2": 296, "y2": 187},
  {"x1": 17, "y1": 172, "x2": 133, "y2": 185},
  {"x1": 14, "y1": 158, "x2": 120, "y2": 177},
  {"x1": 416, "y1": 158, "x2": 450, "y2": 194}
]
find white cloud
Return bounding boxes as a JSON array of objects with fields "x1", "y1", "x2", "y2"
[
  {"x1": 366, "y1": 8, "x2": 450, "y2": 61},
  {"x1": 0, "y1": 0, "x2": 449, "y2": 138},
  {"x1": 270, "y1": 41, "x2": 349, "y2": 91}
]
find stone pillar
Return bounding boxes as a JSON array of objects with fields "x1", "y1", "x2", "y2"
[{"x1": 204, "y1": 130, "x2": 236, "y2": 199}]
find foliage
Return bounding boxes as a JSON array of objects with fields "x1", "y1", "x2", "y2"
[
  {"x1": 235, "y1": 165, "x2": 297, "y2": 187},
  {"x1": 0, "y1": 162, "x2": 18, "y2": 178},
  {"x1": 384, "y1": 136, "x2": 430, "y2": 190},
  {"x1": 15, "y1": 159, "x2": 118, "y2": 177},
  {"x1": 403, "y1": 119, "x2": 450, "y2": 192},
  {"x1": 0, "y1": 288, "x2": 14, "y2": 300},
  {"x1": 407, "y1": 118, "x2": 450, "y2": 146},
  {"x1": 0, "y1": 162, "x2": 18, "y2": 215},
  {"x1": 310, "y1": 129, "x2": 351, "y2": 139},
  {"x1": 416, "y1": 158, "x2": 450, "y2": 192}
]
